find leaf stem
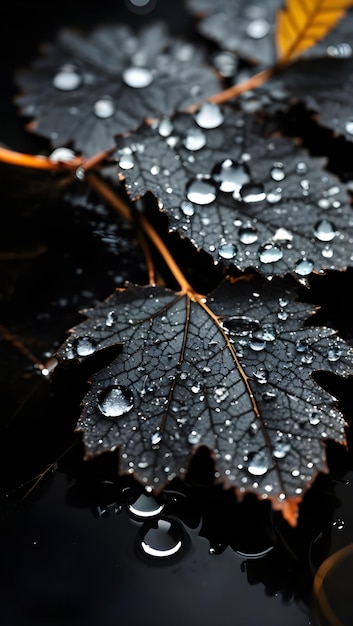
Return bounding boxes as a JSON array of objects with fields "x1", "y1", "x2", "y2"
[
  {"x1": 85, "y1": 172, "x2": 195, "y2": 295},
  {"x1": 0, "y1": 147, "x2": 82, "y2": 171},
  {"x1": 186, "y1": 67, "x2": 274, "y2": 113}
]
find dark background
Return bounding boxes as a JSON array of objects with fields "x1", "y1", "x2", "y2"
[{"x1": 1, "y1": 2, "x2": 353, "y2": 625}]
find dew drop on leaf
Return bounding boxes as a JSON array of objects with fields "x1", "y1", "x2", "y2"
[
  {"x1": 326, "y1": 43, "x2": 352, "y2": 58},
  {"x1": 238, "y1": 223, "x2": 258, "y2": 244},
  {"x1": 247, "y1": 451, "x2": 270, "y2": 476},
  {"x1": 218, "y1": 242, "x2": 237, "y2": 260},
  {"x1": 122, "y1": 66, "x2": 154, "y2": 88},
  {"x1": 266, "y1": 188, "x2": 282, "y2": 203},
  {"x1": 212, "y1": 159, "x2": 250, "y2": 194},
  {"x1": 314, "y1": 219, "x2": 336, "y2": 242},
  {"x1": 194, "y1": 102, "x2": 224, "y2": 129},
  {"x1": 327, "y1": 346, "x2": 342, "y2": 362},
  {"x1": 240, "y1": 183, "x2": 266, "y2": 203},
  {"x1": 98, "y1": 385, "x2": 134, "y2": 418},
  {"x1": 137, "y1": 518, "x2": 186, "y2": 559},
  {"x1": 246, "y1": 18, "x2": 271, "y2": 39},
  {"x1": 270, "y1": 163, "x2": 286, "y2": 182},
  {"x1": 273, "y1": 439, "x2": 291, "y2": 459},
  {"x1": 221, "y1": 316, "x2": 259, "y2": 336},
  {"x1": 93, "y1": 95, "x2": 115, "y2": 119},
  {"x1": 253, "y1": 367, "x2": 269, "y2": 384},
  {"x1": 258, "y1": 243, "x2": 283, "y2": 264},
  {"x1": 52, "y1": 64, "x2": 82, "y2": 91},
  {"x1": 158, "y1": 117, "x2": 174, "y2": 137},
  {"x1": 73, "y1": 336, "x2": 97, "y2": 357},
  {"x1": 344, "y1": 120, "x2": 353, "y2": 136},
  {"x1": 212, "y1": 50, "x2": 238, "y2": 77},
  {"x1": 180, "y1": 201, "x2": 195, "y2": 216},
  {"x1": 294, "y1": 258, "x2": 315, "y2": 276},
  {"x1": 118, "y1": 148, "x2": 135, "y2": 170},
  {"x1": 183, "y1": 128, "x2": 206, "y2": 150},
  {"x1": 127, "y1": 492, "x2": 165, "y2": 519},
  {"x1": 151, "y1": 430, "x2": 163, "y2": 447},
  {"x1": 186, "y1": 179, "x2": 217, "y2": 204},
  {"x1": 188, "y1": 430, "x2": 201, "y2": 445}
]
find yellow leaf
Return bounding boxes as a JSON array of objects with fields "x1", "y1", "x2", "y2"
[{"x1": 275, "y1": 0, "x2": 353, "y2": 65}]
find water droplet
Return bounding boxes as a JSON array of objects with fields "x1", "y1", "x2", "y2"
[
  {"x1": 127, "y1": 492, "x2": 164, "y2": 519},
  {"x1": 345, "y1": 120, "x2": 353, "y2": 135},
  {"x1": 253, "y1": 367, "x2": 269, "y2": 384},
  {"x1": 267, "y1": 188, "x2": 282, "y2": 203},
  {"x1": 106, "y1": 310, "x2": 117, "y2": 327},
  {"x1": 327, "y1": 346, "x2": 341, "y2": 362},
  {"x1": 296, "y1": 161, "x2": 308, "y2": 175},
  {"x1": 247, "y1": 451, "x2": 270, "y2": 476},
  {"x1": 53, "y1": 64, "x2": 82, "y2": 91},
  {"x1": 314, "y1": 219, "x2": 336, "y2": 242},
  {"x1": 180, "y1": 201, "x2": 195, "y2": 217},
  {"x1": 258, "y1": 242, "x2": 283, "y2": 264},
  {"x1": 183, "y1": 128, "x2": 206, "y2": 150},
  {"x1": 294, "y1": 258, "x2": 314, "y2": 276},
  {"x1": 326, "y1": 43, "x2": 352, "y2": 58},
  {"x1": 214, "y1": 386, "x2": 229, "y2": 402},
  {"x1": 240, "y1": 183, "x2": 266, "y2": 203},
  {"x1": 246, "y1": 18, "x2": 270, "y2": 39},
  {"x1": 273, "y1": 438, "x2": 291, "y2": 459},
  {"x1": 270, "y1": 163, "x2": 285, "y2": 181},
  {"x1": 239, "y1": 224, "x2": 258, "y2": 244},
  {"x1": 212, "y1": 51, "x2": 238, "y2": 77},
  {"x1": 98, "y1": 385, "x2": 134, "y2": 417},
  {"x1": 194, "y1": 103, "x2": 224, "y2": 129},
  {"x1": 93, "y1": 95, "x2": 115, "y2": 119},
  {"x1": 188, "y1": 430, "x2": 201, "y2": 444},
  {"x1": 249, "y1": 336, "x2": 266, "y2": 351},
  {"x1": 73, "y1": 336, "x2": 97, "y2": 357},
  {"x1": 296, "y1": 339, "x2": 308, "y2": 353},
  {"x1": 122, "y1": 66, "x2": 154, "y2": 88},
  {"x1": 151, "y1": 430, "x2": 163, "y2": 447},
  {"x1": 212, "y1": 159, "x2": 250, "y2": 194},
  {"x1": 137, "y1": 518, "x2": 187, "y2": 559},
  {"x1": 49, "y1": 147, "x2": 76, "y2": 163},
  {"x1": 218, "y1": 242, "x2": 237, "y2": 260},
  {"x1": 332, "y1": 517, "x2": 345, "y2": 531},
  {"x1": 310, "y1": 411, "x2": 321, "y2": 426},
  {"x1": 118, "y1": 147, "x2": 135, "y2": 170},
  {"x1": 157, "y1": 117, "x2": 173, "y2": 137},
  {"x1": 186, "y1": 179, "x2": 216, "y2": 205},
  {"x1": 222, "y1": 316, "x2": 259, "y2": 336},
  {"x1": 273, "y1": 228, "x2": 293, "y2": 242}
]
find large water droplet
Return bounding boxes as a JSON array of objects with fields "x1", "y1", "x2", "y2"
[
  {"x1": 253, "y1": 367, "x2": 269, "y2": 384},
  {"x1": 247, "y1": 451, "x2": 270, "y2": 476},
  {"x1": 258, "y1": 242, "x2": 283, "y2": 264},
  {"x1": 327, "y1": 346, "x2": 341, "y2": 362},
  {"x1": 73, "y1": 336, "x2": 97, "y2": 357},
  {"x1": 314, "y1": 219, "x2": 337, "y2": 242},
  {"x1": 212, "y1": 159, "x2": 250, "y2": 194},
  {"x1": 93, "y1": 95, "x2": 115, "y2": 119},
  {"x1": 53, "y1": 64, "x2": 82, "y2": 91},
  {"x1": 137, "y1": 518, "x2": 187, "y2": 559},
  {"x1": 239, "y1": 224, "x2": 258, "y2": 244},
  {"x1": 218, "y1": 242, "x2": 237, "y2": 260},
  {"x1": 240, "y1": 183, "x2": 266, "y2": 203},
  {"x1": 194, "y1": 103, "x2": 224, "y2": 129},
  {"x1": 267, "y1": 188, "x2": 282, "y2": 204},
  {"x1": 180, "y1": 201, "x2": 195, "y2": 216},
  {"x1": 273, "y1": 438, "x2": 291, "y2": 459},
  {"x1": 183, "y1": 128, "x2": 206, "y2": 151},
  {"x1": 158, "y1": 117, "x2": 173, "y2": 137},
  {"x1": 98, "y1": 385, "x2": 134, "y2": 417},
  {"x1": 294, "y1": 258, "x2": 314, "y2": 276},
  {"x1": 123, "y1": 66, "x2": 154, "y2": 88},
  {"x1": 127, "y1": 492, "x2": 165, "y2": 519},
  {"x1": 186, "y1": 179, "x2": 216, "y2": 204},
  {"x1": 222, "y1": 316, "x2": 260, "y2": 336},
  {"x1": 212, "y1": 51, "x2": 238, "y2": 77}
]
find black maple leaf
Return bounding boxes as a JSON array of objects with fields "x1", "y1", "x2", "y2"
[
  {"x1": 53, "y1": 273, "x2": 353, "y2": 525},
  {"x1": 115, "y1": 106, "x2": 353, "y2": 279}
]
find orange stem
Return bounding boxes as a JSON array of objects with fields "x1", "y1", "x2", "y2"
[{"x1": 0, "y1": 147, "x2": 82, "y2": 171}]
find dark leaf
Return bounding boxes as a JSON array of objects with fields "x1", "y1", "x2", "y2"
[
  {"x1": 186, "y1": 0, "x2": 281, "y2": 66},
  {"x1": 115, "y1": 106, "x2": 353, "y2": 279},
  {"x1": 54, "y1": 274, "x2": 353, "y2": 525},
  {"x1": 14, "y1": 22, "x2": 221, "y2": 157}
]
